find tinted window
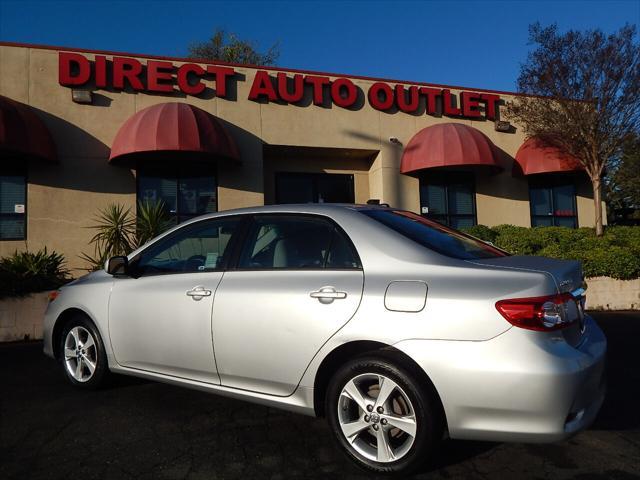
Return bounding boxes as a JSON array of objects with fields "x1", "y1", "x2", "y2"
[
  {"x1": 419, "y1": 172, "x2": 476, "y2": 228},
  {"x1": 362, "y1": 209, "x2": 508, "y2": 260},
  {"x1": 275, "y1": 173, "x2": 355, "y2": 204},
  {"x1": 529, "y1": 176, "x2": 577, "y2": 228},
  {"x1": 326, "y1": 228, "x2": 361, "y2": 269},
  {"x1": 238, "y1": 215, "x2": 361, "y2": 269},
  {"x1": 137, "y1": 163, "x2": 217, "y2": 224},
  {"x1": 134, "y1": 217, "x2": 240, "y2": 276},
  {"x1": 0, "y1": 172, "x2": 26, "y2": 240}
]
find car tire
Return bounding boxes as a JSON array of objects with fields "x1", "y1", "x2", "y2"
[
  {"x1": 59, "y1": 314, "x2": 109, "y2": 389},
  {"x1": 326, "y1": 354, "x2": 442, "y2": 476}
]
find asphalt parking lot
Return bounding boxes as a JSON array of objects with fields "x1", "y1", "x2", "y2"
[{"x1": 1, "y1": 311, "x2": 639, "y2": 480}]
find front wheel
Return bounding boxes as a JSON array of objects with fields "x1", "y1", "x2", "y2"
[
  {"x1": 60, "y1": 315, "x2": 109, "y2": 389},
  {"x1": 326, "y1": 355, "x2": 441, "y2": 475}
]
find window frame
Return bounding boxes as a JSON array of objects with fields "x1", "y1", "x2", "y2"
[
  {"x1": 419, "y1": 171, "x2": 477, "y2": 228},
  {"x1": 228, "y1": 213, "x2": 363, "y2": 272},
  {"x1": 274, "y1": 172, "x2": 355, "y2": 204},
  {"x1": 136, "y1": 162, "x2": 219, "y2": 225},
  {"x1": 528, "y1": 175, "x2": 578, "y2": 228},
  {"x1": 128, "y1": 214, "x2": 248, "y2": 278},
  {"x1": 0, "y1": 166, "x2": 28, "y2": 241}
]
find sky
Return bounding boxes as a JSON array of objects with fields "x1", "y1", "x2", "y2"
[{"x1": 0, "y1": 0, "x2": 638, "y2": 92}]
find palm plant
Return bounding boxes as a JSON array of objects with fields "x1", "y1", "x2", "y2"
[
  {"x1": 136, "y1": 200, "x2": 172, "y2": 247},
  {"x1": 80, "y1": 201, "x2": 171, "y2": 271},
  {"x1": 80, "y1": 204, "x2": 136, "y2": 271}
]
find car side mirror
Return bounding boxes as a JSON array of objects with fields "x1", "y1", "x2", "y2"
[{"x1": 106, "y1": 256, "x2": 129, "y2": 276}]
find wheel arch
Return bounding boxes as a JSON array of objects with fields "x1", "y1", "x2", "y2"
[
  {"x1": 313, "y1": 340, "x2": 448, "y2": 431},
  {"x1": 52, "y1": 308, "x2": 98, "y2": 360}
]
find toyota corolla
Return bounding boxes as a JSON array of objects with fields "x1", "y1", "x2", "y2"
[{"x1": 43, "y1": 204, "x2": 606, "y2": 475}]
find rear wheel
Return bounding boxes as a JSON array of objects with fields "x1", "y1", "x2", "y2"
[
  {"x1": 326, "y1": 356, "x2": 441, "y2": 475},
  {"x1": 60, "y1": 315, "x2": 109, "y2": 389}
]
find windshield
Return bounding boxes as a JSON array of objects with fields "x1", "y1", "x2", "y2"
[{"x1": 362, "y1": 209, "x2": 509, "y2": 260}]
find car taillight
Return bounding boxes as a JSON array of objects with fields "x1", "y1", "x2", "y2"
[{"x1": 495, "y1": 293, "x2": 576, "y2": 331}]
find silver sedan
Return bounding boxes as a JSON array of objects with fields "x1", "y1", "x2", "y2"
[{"x1": 43, "y1": 204, "x2": 606, "y2": 475}]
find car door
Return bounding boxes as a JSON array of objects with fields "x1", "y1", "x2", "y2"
[
  {"x1": 108, "y1": 216, "x2": 242, "y2": 384},
  {"x1": 212, "y1": 214, "x2": 364, "y2": 396}
]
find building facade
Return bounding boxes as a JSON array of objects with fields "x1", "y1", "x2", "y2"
[{"x1": 0, "y1": 42, "x2": 603, "y2": 273}]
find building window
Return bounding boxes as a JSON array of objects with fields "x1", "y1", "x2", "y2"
[
  {"x1": 0, "y1": 171, "x2": 27, "y2": 240},
  {"x1": 137, "y1": 164, "x2": 217, "y2": 224},
  {"x1": 419, "y1": 172, "x2": 476, "y2": 229},
  {"x1": 529, "y1": 176, "x2": 577, "y2": 228},
  {"x1": 275, "y1": 172, "x2": 355, "y2": 204}
]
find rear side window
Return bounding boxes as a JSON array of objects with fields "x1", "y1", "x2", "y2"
[
  {"x1": 238, "y1": 215, "x2": 361, "y2": 269},
  {"x1": 362, "y1": 209, "x2": 508, "y2": 260}
]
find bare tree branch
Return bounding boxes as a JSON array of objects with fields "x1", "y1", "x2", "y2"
[{"x1": 506, "y1": 23, "x2": 640, "y2": 235}]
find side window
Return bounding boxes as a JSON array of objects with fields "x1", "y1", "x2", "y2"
[
  {"x1": 134, "y1": 217, "x2": 240, "y2": 276},
  {"x1": 238, "y1": 215, "x2": 361, "y2": 270},
  {"x1": 326, "y1": 228, "x2": 361, "y2": 269}
]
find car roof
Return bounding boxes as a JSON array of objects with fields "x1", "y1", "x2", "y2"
[{"x1": 188, "y1": 203, "x2": 394, "y2": 220}]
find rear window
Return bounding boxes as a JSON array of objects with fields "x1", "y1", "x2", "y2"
[{"x1": 362, "y1": 209, "x2": 509, "y2": 260}]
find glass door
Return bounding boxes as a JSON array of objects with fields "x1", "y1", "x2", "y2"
[{"x1": 275, "y1": 173, "x2": 355, "y2": 204}]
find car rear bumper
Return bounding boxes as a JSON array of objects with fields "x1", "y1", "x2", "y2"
[{"x1": 394, "y1": 314, "x2": 607, "y2": 443}]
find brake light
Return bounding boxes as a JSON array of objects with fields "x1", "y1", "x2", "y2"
[{"x1": 495, "y1": 293, "x2": 576, "y2": 331}]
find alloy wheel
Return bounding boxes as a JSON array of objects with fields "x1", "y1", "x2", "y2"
[
  {"x1": 64, "y1": 326, "x2": 98, "y2": 383},
  {"x1": 337, "y1": 373, "x2": 417, "y2": 463}
]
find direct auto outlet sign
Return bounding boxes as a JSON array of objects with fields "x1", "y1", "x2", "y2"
[{"x1": 59, "y1": 52, "x2": 501, "y2": 120}]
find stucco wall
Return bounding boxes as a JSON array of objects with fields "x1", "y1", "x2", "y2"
[
  {"x1": 0, "y1": 291, "x2": 49, "y2": 342},
  {"x1": 0, "y1": 44, "x2": 606, "y2": 273},
  {"x1": 586, "y1": 277, "x2": 640, "y2": 311}
]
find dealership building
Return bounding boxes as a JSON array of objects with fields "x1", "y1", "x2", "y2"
[{"x1": 0, "y1": 42, "x2": 603, "y2": 272}]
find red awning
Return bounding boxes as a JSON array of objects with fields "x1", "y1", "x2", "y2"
[
  {"x1": 109, "y1": 102, "x2": 239, "y2": 164},
  {"x1": 400, "y1": 123, "x2": 502, "y2": 174},
  {"x1": 514, "y1": 137, "x2": 583, "y2": 175},
  {"x1": 0, "y1": 95, "x2": 57, "y2": 162}
]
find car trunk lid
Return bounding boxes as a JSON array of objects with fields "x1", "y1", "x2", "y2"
[
  {"x1": 469, "y1": 255, "x2": 587, "y2": 347},
  {"x1": 468, "y1": 255, "x2": 583, "y2": 293}
]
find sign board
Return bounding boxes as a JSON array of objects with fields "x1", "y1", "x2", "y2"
[{"x1": 58, "y1": 52, "x2": 502, "y2": 121}]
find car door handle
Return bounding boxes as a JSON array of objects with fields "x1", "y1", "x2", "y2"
[
  {"x1": 310, "y1": 286, "x2": 347, "y2": 304},
  {"x1": 186, "y1": 286, "x2": 212, "y2": 300}
]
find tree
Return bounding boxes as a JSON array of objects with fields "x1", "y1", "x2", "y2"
[
  {"x1": 605, "y1": 134, "x2": 640, "y2": 223},
  {"x1": 188, "y1": 28, "x2": 279, "y2": 65},
  {"x1": 506, "y1": 23, "x2": 640, "y2": 235}
]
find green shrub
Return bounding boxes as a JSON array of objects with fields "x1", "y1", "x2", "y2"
[
  {"x1": 463, "y1": 224, "x2": 497, "y2": 243},
  {"x1": 0, "y1": 248, "x2": 70, "y2": 298},
  {"x1": 461, "y1": 224, "x2": 640, "y2": 280},
  {"x1": 492, "y1": 225, "x2": 542, "y2": 255},
  {"x1": 577, "y1": 246, "x2": 640, "y2": 280}
]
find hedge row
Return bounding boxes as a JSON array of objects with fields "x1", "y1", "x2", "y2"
[{"x1": 461, "y1": 225, "x2": 640, "y2": 280}]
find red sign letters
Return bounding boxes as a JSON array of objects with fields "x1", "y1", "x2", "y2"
[{"x1": 59, "y1": 52, "x2": 501, "y2": 120}]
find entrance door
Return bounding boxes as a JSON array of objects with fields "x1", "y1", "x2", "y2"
[
  {"x1": 275, "y1": 172, "x2": 355, "y2": 204},
  {"x1": 212, "y1": 214, "x2": 364, "y2": 396},
  {"x1": 108, "y1": 216, "x2": 242, "y2": 384}
]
